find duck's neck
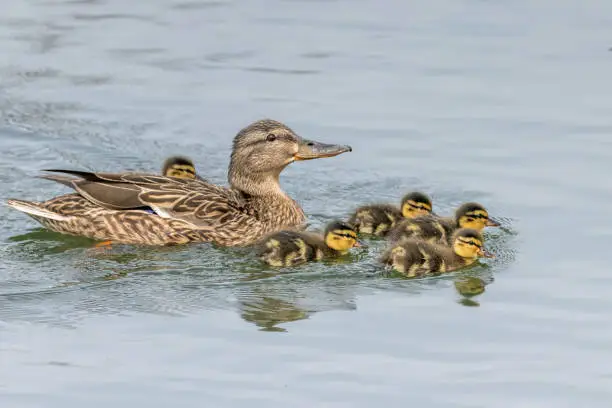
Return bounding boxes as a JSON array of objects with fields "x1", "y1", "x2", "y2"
[{"x1": 229, "y1": 169, "x2": 305, "y2": 229}]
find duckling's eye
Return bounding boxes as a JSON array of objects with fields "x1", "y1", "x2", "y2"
[
  {"x1": 266, "y1": 134, "x2": 277, "y2": 142},
  {"x1": 467, "y1": 241, "x2": 482, "y2": 249}
]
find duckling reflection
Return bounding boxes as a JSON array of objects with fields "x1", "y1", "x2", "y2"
[
  {"x1": 454, "y1": 277, "x2": 486, "y2": 297},
  {"x1": 381, "y1": 228, "x2": 494, "y2": 277},
  {"x1": 258, "y1": 220, "x2": 364, "y2": 267},
  {"x1": 348, "y1": 191, "x2": 433, "y2": 237},
  {"x1": 239, "y1": 296, "x2": 311, "y2": 332},
  {"x1": 388, "y1": 202, "x2": 499, "y2": 246},
  {"x1": 455, "y1": 276, "x2": 487, "y2": 307}
]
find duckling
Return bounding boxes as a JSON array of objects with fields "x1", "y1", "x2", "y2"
[
  {"x1": 387, "y1": 202, "x2": 499, "y2": 246},
  {"x1": 381, "y1": 228, "x2": 494, "y2": 277},
  {"x1": 347, "y1": 191, "x2": 433, "y2": 237},
  {"x1": 161, "y1": 155, "x2": 199, "y2": 179},
  {"x1": 258, "y1": 221, "x2": 363, "y2": 267}
]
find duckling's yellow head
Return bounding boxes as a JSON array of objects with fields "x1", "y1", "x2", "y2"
[
  {"x1": 452, "y1": 228, "x2": 494, "y2": 260},
  {"x1": 455, "y1": 202, "x2": 500, "y2": 231},
  {"x1": 229, "y1": 119, "x2": 351, "y2": 193},
  {"x1": 162, "y1": 156, "x2": 197, "y2": 179},
  {"x1": 401, "y1": 191, "x2": 433, "y2": 218},
  {"x1": 324, "y1": 221, "x2": 362, "y2": 253}
]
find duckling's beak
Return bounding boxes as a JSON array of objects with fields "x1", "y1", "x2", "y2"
[
  {"x1": 486, "y1": 217, "x2": 501, "y2": 227},
  {"x1": 353, "y1": 239, "x2": 366, "y2": 248},
  {"x1": 478, "y1": 247, "x2": 495, "y2": 258},
  {"x1": 294, "y1": 139, "x2": 352, "y2": 161}
]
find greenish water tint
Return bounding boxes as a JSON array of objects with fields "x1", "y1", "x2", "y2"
[{"x1": 1, "y1": 0, "x2": 612, "y2": 406}]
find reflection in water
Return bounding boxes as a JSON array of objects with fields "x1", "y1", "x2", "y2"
[
  {"x1": 454, "y1": 276, "x2": 488, "y2": 307},
  {"x1": 1, "y1": 0, "x2": 610, "y2": 403},
  {"x1": 2, "y1": 229, "x2": 364, "y2": 330},
  {"x1": 2, "y1": 222, "x2": 509, "y2": 325},
  {"x1": 8, "y1": 227, "x2": 97, "y2": 251},
  {"x1": 239, "y1": 295, "x2": 311, "y2": 332}
]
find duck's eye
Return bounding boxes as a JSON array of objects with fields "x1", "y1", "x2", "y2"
[{"x1": 266, "y1": 134, "x2": 277, "y2": 142}]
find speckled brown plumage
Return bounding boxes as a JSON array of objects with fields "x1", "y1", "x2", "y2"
[{"x1": 6, "y1": 119, "x2": 352, "y2": 246}]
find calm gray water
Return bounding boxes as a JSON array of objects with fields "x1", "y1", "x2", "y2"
[{"x1": 1, "y1": 0, "x2": 612, "y2": 406}]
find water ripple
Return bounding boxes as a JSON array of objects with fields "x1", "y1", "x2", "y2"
[{"x1": 1, "y1": 0, "x2": 611, "y2": 405}]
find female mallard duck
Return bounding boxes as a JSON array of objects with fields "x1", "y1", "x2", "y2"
[
  {"x1": 6, "y1": 119, "x2": 352, "y2": 246},
  {"x1": 258, "y1": 220, "x2": 363, "y2": 267},
  {"x1": 347, "y1": 191, "x2": 433, "y2": 236},
  {"x1": 381, "y1": 228, "x2": 494, "y2": 277},
  {"x1": 161, "y1": 156, "x2": 200, "y2": 180},
  {"x1": 387, "y1": 202, "x2": 499, "y2": 246}
]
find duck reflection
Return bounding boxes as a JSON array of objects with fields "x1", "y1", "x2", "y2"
[{"x1": 5, "y1": 225, "x2": 500, "y2": 328}]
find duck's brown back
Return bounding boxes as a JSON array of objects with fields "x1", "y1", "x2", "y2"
[{"x1": 348, "y1": 204, "x2": 402, "y2": 236}]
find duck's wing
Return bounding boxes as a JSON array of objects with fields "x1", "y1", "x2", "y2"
[{"x1": 40, "y1": 169, "x2": 254, "y2": 228}]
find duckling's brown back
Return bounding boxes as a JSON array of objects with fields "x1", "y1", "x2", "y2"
[
  {"x1": 381, "y1": 239, "x2": 455, "y2": 277},
  {"x1": 387, "y1": 215, "x2": 449, "y2": 245},
  {"x1": 436, "y1": 217, "x2": 457, "y2": 245},
  {"x1": 348, "y1": 204, "x2": 402, "y2": 236},
  {"x1": 258, "y1": 230, "x2": 324, "y2": 267}
]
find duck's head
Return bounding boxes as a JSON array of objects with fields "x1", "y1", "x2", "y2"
[
  {"x1": 228, "y1": 119, "x2": 352, "y2": 194},
  {"x1": 401, "y1": 191, "x2": 433, "y2": 218},
  {"x1": 324, "y1": 220, "x2": 363, "y2": 253},
  {"x1": 452, "y1": 228, "x2": 494, "y2": 260},
  {"x1": 162, "y1": 156, "x2": 198, "y2": 179},
  {"x1": 455, "y1": 202, "x2": 500, "y2": 231}
]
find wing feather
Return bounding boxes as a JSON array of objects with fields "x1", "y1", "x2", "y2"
[{"x1": 40, "y1": 169, "x2": 253, "y2": 227}]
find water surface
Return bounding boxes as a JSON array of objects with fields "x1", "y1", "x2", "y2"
[{"x1": 1, "y1": 0, "x2": 612, "y2": 407}]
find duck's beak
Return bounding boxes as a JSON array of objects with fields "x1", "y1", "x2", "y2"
[
  {"x1": 478, "y1": 247, "x2": 495, "y2": 258},
  {"x1": 294, "y1": 139, "x2": 352, "y2": 161},
  {"x1": 486, "y1": 217, "x2": 501, "y2": 227}
]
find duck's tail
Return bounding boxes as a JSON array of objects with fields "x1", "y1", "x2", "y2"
[{"x1": 5, "y1": 199, "x2": 71, "y2": 222}]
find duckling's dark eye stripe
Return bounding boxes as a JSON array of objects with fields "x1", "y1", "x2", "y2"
[
  {"x1": 172, "y1": 165, "x2": 195, "y2": 174},
  {"x1": 406, "y1": 201, "x2": 431, "y2": 210},
  {"x1": 458, "y1": 238, "x2": 482, "y2": 247},
  {"x1": 467, "y1": 213, "x2": 488, "y2": 220},
  {"x1": 332, "y1": 230, "x2": 356, "y2": 239}
]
